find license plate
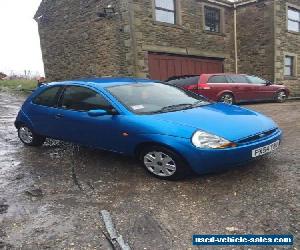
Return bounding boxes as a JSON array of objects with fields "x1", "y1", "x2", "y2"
[{"x1": 252, "y1": 141, "x2": 280, "y2": 158}]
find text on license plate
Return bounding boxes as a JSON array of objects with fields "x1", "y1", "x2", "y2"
[{"x1": 252, "y1": 140, "x2": 280, "y2": 158}]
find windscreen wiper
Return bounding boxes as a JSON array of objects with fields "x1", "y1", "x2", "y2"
[
  {"x1": 191, "y1": 100, "x2": 210, "y2": 108},
  {"x1": 151, "y1": 101, "x2": 209, "y2": 114},
  {"x1": 159, "y1": 103, "x2": 194, "y2": 112}
]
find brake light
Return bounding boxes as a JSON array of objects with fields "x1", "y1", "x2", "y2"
[
  {"x1": 198, "y1": 83, "x2": 211, "y2": 90},
  {"x1": 187, "y1": 84, "x2": 198, "y2": 91}
]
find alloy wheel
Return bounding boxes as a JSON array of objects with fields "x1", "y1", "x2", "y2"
[
  {"x1": 277, "y1": 91, "x2": 287, "y2": 102},
  {"x1": 220, "y1": 94, "x2": 234, "y2": 104},
  {"x1": 143, "y1": 151, "x2": 177, "y2": 177},
  {"x1": 19, "y1": 127, "x2": 34, "y2": 144}
]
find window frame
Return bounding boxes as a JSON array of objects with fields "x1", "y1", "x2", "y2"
[
  {"x1": 284, "y1": 55, "x2": 295, "y2": 77},
  {"x1": 227, "y1": 75, "x2": 250, "y2": 84},
  {"x1": 245, "y1": 75, "x2": 268, "y2": 85},
  {"x1": 287, "y1": 6, "x2": 300, "y2": 33},
  {"x1": 202, "y1": 3, "x2": 225, "y2": 34},
  {"x1": 204, "y1": 6, "x2": 221, "y2": 33},
  {"x1": 207, "y1": 75, "x2": 228, "y2": 84},
  {"x1": 32, "y1": 86, "x2": 63, "y2": 108},
  {"x1": 58, "y1": 85, "x2": 116, "y2": 113},
  {"x1": 153, "y1": 0, "x2": 178, "y2": 25}
]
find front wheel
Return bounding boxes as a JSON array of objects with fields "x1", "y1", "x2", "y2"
[
  {"x1": 18, "y1": 125, "x2": 45, "y2": 146},
  {"x1": 219, "y1": 93, "x2": 234, "y2": 105},
  {"x1": 139, "y1": 146, "x2": 192, "y2": 180},
  {"x1": 275, "y1": 90, "x2": 287, "y2": 103}
]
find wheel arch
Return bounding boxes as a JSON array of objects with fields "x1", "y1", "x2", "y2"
[
  {"x1": 15, "y1": 110, "x2": 35, "y2": 130},
  {"x1": 14, "y1": 121, "x2": 27, "y2": 129},
  {"x1": 272, "y1": 89, "x2": 289, "y2": 103},
  {"x1": 274, "y1": 88, "x2": 289, "y2": 98},
  {"x1": 217, "y1": 90, "x2": 235, "y2": 101}
]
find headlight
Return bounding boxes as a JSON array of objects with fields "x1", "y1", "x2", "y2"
[{"x1": 191, "y1": 130, "x2": 236, "y2": 149}]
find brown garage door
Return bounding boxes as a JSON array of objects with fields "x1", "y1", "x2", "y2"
[{"x1": 148, "y1": 53, "x2": 224, "y2": 81}]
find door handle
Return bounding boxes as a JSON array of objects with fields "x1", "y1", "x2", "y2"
[{"x1": 55, "y1": 114, "x2": 64, "y2": 119}]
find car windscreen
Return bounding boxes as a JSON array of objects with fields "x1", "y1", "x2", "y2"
[{"x1": 106, "y1": 82, "x2": 210, "y2": 114}]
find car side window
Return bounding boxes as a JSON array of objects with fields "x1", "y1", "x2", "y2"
[
  {"x1": 228, "y1": 75, "x2": 249, "y2": 83},
  {"x1": 61, "y1": 86, "x2": 113, "y2": 112},
  {"x1": 32, "y1": 86, "x2": 61, "y2": 107},
  {"x1": 246, "y1": 75, "x2": 267, "y2": 84},
  {"x1": 207, "y1": 76, "x2": 228, "y2": 83}
]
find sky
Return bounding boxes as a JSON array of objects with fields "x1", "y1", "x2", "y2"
[{"x1": 0, "y1": 0, "x2": 44, "y2": 76}]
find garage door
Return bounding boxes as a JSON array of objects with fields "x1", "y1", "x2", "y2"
[{"x1": 148, "y1": 53, "x2": 224, "y2": 81}]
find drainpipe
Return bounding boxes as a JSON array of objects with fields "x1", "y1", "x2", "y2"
[
  {"x1": 234, "y1": 3, "x2": 238, "y2": 74},
  {"x1": 126, "y1": 0, "x2": 138, "y2": 76}
]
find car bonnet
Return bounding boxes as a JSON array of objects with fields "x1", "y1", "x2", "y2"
[{"x1": 149, "y1": 103, "x2": 278, "y2": 142}]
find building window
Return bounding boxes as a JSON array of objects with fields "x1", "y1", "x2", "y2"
[
  {"x1": 284, "y1": 56, "x2": 294, "y2": 77},
  {"x1": 288, "y1": 7, "x2": 300, "y2": 32},
  {"x1": 155, "y1": 0, "x2": 176, "y2": 24},
  {"x1": 205, "y1": 6, "x2": 221, "y2": 33}
]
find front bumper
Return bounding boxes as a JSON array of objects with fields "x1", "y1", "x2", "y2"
[{"x1": 180, "y1": 129, "x2": 282, "y2": 174}]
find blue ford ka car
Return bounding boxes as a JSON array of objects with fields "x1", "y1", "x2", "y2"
[{"x1": 15, "y1": 78, "x2": 282, "y2": 180}]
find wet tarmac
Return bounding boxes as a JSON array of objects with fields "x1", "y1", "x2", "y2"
[{"x1": 0, "y1": 91, "x2": 299, "y2": 249}]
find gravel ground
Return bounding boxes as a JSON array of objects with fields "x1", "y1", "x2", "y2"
[{"x1": 0, "y1": 91, "x2": 299, "y2": 250}]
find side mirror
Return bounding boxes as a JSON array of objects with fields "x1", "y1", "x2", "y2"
[
  {"x1": 266, "y1": 80, "x2": 273, "y2": 86},
  {"x1": 88, "y1": 109, "x2": 107, "y2": 117}
]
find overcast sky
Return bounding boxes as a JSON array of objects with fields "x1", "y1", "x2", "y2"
[
  {"x1": 0, "y1": 0, "x2": 44, "y2": 76},
  {"x1": 0, "y1": 0, "x2": 235, "y2": 77}
]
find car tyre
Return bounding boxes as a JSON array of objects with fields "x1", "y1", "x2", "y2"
[
  {"x1": 275, "y1": 90, "x2": 287, "y2": 103},
  {"x1": 219, "y1": 93, "x2": 234, "y2": 105},
  {"x1": 18, "y1": 125, "x2": 45, "y2": 146},
  {"x1": 139, "y1": 145, "x2": 192, "y2": 180}
]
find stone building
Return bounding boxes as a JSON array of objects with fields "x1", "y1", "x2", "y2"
[{"x1": 35, "y1": 0, "x2": 300, "y2": 96}]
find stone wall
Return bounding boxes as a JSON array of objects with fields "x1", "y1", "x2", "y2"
[
  {"x1": 274, "y1": 0, "x2": 300, "y2": 96},
  {"x1": 36, "y1": 0, "x2": 131, "y2": 81},
  {"x1": 131, "y1": 0, "x2": 236, "y2": 78},
  {"x1": 236, "y1": 0, "x2": 275, "y2": 81},
  {"x1": 37, "y1": 0, "x2": 236, "y2": 81},
  {"x1": 35, "y1": 0, "x2": 300, "y2": 96}
]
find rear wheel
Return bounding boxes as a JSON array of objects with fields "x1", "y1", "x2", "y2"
[
  {"x1": 139, "y1": 146, "x2": 191, "y2": 180},
  {"x1": 18, "y1": 125, "x2": 45, "y2": 146},
  {"x1": 219, "y1": 93, "x2": 234, "y2": 105},
  {"x1": 275, "y1": 90, "x2": 287, "y2": 103}
]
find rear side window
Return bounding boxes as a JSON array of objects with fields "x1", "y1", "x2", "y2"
[
  {"x1": 61, "y1": 86, "x2": 113, "y2": 111},
  {"x1": 207, "y1": 75, "x2": 227, "y2": 83},
  {"x1": 228, "y1": 75, "x2": 249, "y2": 83},
  {"x1": 33, "y1": 86, "x2": 61, "y2": 107},
  {"x1": 166, "y1": 76, "x2": 200, "y2": 87}
]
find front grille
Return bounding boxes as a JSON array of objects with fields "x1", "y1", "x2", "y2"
[{"x1": 237, "y1": 128, "x2": 278, "y2": 144}]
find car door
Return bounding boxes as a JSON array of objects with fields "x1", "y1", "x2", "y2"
[
  {"x1": 245, "y1": 75, "x2": 275, "y2": 100},
  {"x1": 28, "y1": 86, "x2": 64, "y2": 137},
  {"x1": 52, "y1": 85, "x2": 123, "y2": 151},
  {"x1": 205, "y1": 75, "x2": 231, "y2": 101},
  {"x1": 227, "y1": 75, "x2": 254, "y2": 102}
]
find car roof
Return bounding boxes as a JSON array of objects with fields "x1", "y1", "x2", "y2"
[
  {"x1": 46, "y1": 77, "x2": 156, "y2": 88},
  {"x1": 204, "y1": 73, "x2": 247, "y2": 76},
  {"x1": 166, "y1": 73, "x2": 249, "y2": 82}
]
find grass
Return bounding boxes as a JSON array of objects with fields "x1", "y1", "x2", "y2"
[{"x1": 0, "y1": 79, "x2": 37, "y2": 93}]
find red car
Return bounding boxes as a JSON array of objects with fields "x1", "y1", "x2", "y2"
[{"x1": 166, "y1": 74, "x2": 289, "y2": 104}]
